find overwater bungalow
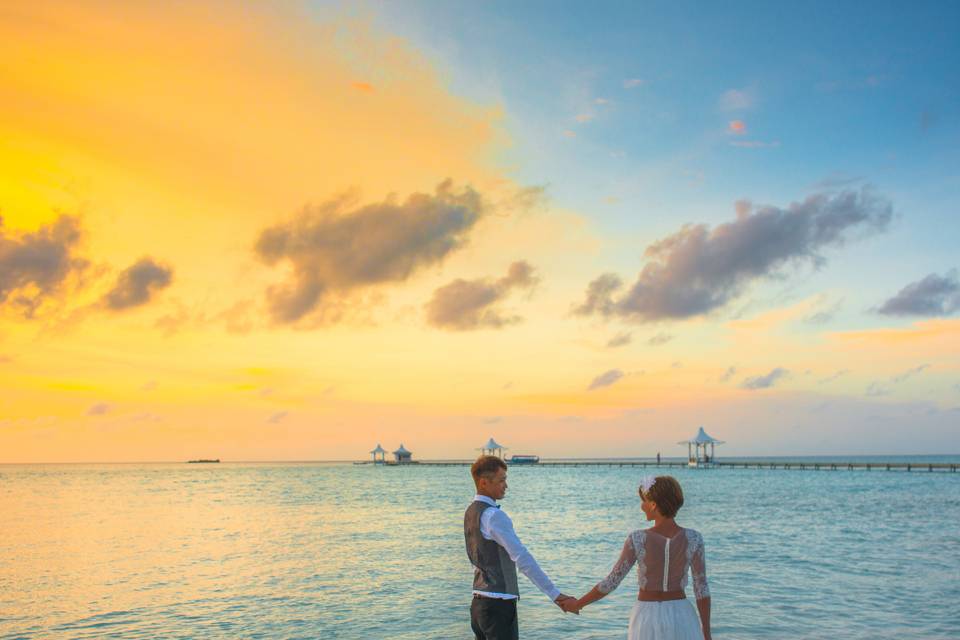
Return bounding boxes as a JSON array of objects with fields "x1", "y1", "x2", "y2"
[
  {"x1": 479, "y1": 437, "x2": 507, "y2": 459},
  {"x1": 370, "y1": 444, "x2": 386, "y2": 464},
  {"x1": 392, "y1": 444, "x2": 413, "y2": 464},
  {"x1": 679, "y1": 427, "x2": 724, "y2": 467}
]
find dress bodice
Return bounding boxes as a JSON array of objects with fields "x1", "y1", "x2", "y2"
[{"x1": 597, "y1": 528, "x2": 710, "y2": 600}]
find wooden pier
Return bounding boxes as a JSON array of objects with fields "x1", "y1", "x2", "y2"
[{"x1": 406, "y1": 460, "x2": 958, "y2": 473}]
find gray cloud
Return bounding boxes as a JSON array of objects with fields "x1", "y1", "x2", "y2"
[
  {"x1": 740, "y1": 368, "x2": 789, "y2": 390},
  {"x1": 891, "y1": 364, "x2": 930, "y2": 384},
  {"x1": 818, "y1": 369, "x2": 850, "y2": 385},
  {"x1": 574, "y1": 188, "x2": 892, "y2": 322},
  {"x1": 606, "y1": 332, "x2": 632, "y2": 348},
  {"x1": 719, "y1": 366, "x2": 738, "y2": 383},
  {"x1": 425, "y1": 261, "x2": 538, "y2": 330},
  {"x1": 86, "y1": 402, "x2": 111, "y2": 416},
  {"x1": 588, "y1": 369, "x2": 624, "y2": 390},
  {"x1": 876, "y1": 270, "x2": 960, "y2": 316},
  {"x1": 255, "y1": 181, "x2": 484, "y2": 324},
  {"x1": 866, "y1": 382, "x2": 891, "y2": 397},
  {"x1": 103, "y1": 257, "x2": 173, "y2": 310},
  {"x1": 0, "y1": 215, "x2": 87, "y2": 317},
  {"x1": 267, "y1": 411, "x2": 289, "y2": 424},
  {"x1": 648, "y1": 333, "x2": 674, "y2": 346},
  {"x1": 803, "y1": 296, "x2": 844, "y2": 325}
]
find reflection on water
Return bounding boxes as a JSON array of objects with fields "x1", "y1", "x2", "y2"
[{"x1": 1, "y1": 462, "x2": 958, "y2": 638}]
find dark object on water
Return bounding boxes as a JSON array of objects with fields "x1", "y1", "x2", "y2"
[
  {"x1": 187, "y1": 459, "x2": 220, "y2": 463},
  {"x1": 508, "y1": 455, "x2": 539, "y2": 465}
]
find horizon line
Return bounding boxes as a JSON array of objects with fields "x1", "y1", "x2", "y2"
[{"x1": 3, "y1": 452, "x2": 960, "y2": 465}]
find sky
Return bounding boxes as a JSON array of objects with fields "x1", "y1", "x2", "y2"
[{"x1": 1, "y1": 0, "x2": 958, "y2": 462}]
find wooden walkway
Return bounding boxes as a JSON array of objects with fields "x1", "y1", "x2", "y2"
[{"x1": 400, "y1": 460, "x2": 958, "y2": 473}]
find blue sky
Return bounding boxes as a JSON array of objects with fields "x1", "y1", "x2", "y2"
[{"x1": 346, "y1": 0, "x2": 960, "y2": 323}]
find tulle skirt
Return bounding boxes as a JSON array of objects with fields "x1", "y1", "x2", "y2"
[{"x1": 627, "y1": 599, "x2": 704, "y2": 640}]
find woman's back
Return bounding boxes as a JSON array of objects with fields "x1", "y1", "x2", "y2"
[{"x1": 597, "y1": 527, "x2": 709, "y2": 599}]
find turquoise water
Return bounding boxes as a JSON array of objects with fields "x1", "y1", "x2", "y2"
[{"x1": 2, "y1": 461, "x2": 959, "y2": 639}]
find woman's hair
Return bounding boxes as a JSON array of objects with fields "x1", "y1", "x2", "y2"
[{"x1": 641, "y1": 475, "x2": 684, "y2": 518}]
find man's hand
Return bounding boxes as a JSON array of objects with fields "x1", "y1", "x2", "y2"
[{"x1": 554, "y1": 594, "x2": 580, "y2": 615}]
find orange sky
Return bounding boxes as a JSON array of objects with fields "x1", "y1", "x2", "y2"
[{"x1": 1, "y1": 1, "x2": 957, "y2": 462}]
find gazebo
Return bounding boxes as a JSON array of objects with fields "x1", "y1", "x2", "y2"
[
  {"x1": 679, "y1": 427, "x2": 724, "y2": 467},
  {"x1": 370, "y1": 443, "x2": 386, "y2": 464},
  {"x1": 479, "y1": 437, "x2": 507, "y2": 459},
  {"x1": 392, "y1": 444, "x2": 412, "y2": 464}
]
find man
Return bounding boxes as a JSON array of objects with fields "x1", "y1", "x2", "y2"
[{"x1": 464, "y1": 455, "x2": 577, "y2": 639}]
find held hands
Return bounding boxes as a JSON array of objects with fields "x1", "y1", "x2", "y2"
[{"x1": 554, "y1": 594, "x2": 582, "y2": 615}]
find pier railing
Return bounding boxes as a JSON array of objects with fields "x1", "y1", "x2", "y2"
[{"x1": 398, "y1": 460, "x2": 958, "y2": 473}]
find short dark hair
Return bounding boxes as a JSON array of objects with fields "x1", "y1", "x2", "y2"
[
  {"x1": 471, "y1": 455, "x2": 507, "y2": 483},
  {"x1": 641, "y1": 475, "x2": 684, "y2": 518}
]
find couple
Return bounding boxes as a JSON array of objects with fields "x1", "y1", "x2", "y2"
[{"x1": 465, "y1": 456, "x2": 711, "y2": 640}]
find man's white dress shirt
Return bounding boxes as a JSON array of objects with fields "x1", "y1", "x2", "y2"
[{"x1": 471, "y1": 495, "x2": 561, "y2": 601}]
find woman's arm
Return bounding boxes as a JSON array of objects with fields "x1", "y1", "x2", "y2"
[
  {"x1": 690, "y1": 531, "x2": 711, "y2": 639},
  {"x1": 696, "y1": 597, "x2": 712, "y2": 640},
  {"x1": 574, "y1": 535, "x2": 636, "y2": 612},
  {"x1": 573, "y1": 584, "x2": 608, "y2": 611}
]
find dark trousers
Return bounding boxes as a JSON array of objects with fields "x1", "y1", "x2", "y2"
[{"x1": 470, "y1": 596, "x2": 519, "y2": 640}]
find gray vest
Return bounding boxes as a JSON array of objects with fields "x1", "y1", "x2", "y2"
[{"x1": 464, "y1": 500, "x2": 519, "y2": 596}]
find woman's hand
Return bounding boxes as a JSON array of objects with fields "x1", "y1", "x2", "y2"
[{"x1": 560, "y1": 597, "x2": 581, "y2": 614}]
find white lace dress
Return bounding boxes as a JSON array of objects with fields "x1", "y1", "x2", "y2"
[{"x1": 596, "y1": 528, "x2": 709, "y2": 640}]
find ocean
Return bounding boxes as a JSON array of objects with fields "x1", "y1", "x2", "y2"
[{"x1": 2, "y1": 458, "x2": 959, "y2": 639}]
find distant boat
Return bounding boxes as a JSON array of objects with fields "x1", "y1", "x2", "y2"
[
  {"x1": 187, "y1": 459, "x2": 220, "y2": 463},
  {"x1": 508, "y1": 455, "x2": 540, "y2": 465}
]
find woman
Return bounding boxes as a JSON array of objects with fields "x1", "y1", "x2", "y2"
[{"x1": 570, "y1": 475, "x2": 711, "y2": 640}]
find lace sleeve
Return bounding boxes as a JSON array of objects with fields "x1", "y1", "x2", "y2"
[
  {"x1": 597, "y1": 534, "x2": 637, "y2": 594},
  {"x1": 689, "y1": 530, "x2": 710, "y2": 600}
]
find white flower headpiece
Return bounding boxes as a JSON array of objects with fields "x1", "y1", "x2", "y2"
[{"x1": 640, "y1": 475, "x2": 656, "y2": 494}]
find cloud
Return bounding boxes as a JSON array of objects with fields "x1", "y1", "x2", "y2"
[
  {"x1": 588, "y1": 369, "x2": 624, "y2": 390},
  {"x1": 719, "y1": 366, "x2": 738, "y2": 383},
  {"x1": 351, "y1": 81, "x2": 374, "y2": 93},
  {"x1": 255, "y1": 180, "x2": 484, "y2": 324},
  {"x1": 594, "y1": 98, "x2": 611, "y2": 105},
  {"x1": 891, "y1": 364, "x2": 930, "y2": 384},
  {"x1": 572, "y1": 273, "x2": 623, "y2": 317},
  {"x1": 425, "y1": 261, "x2": 538, "y2": 330},
  {"x1": 720, "y1": 88, "x2": 754, "y2": 111},
  {"x1": 803, "y1": 296, "x2": 844, "y2": 324},
  {"x1": 86, "y1": 402, "x2": 111, "y2": 416},
  {"x1": 575, "y1": 113, "x2": 594, "y2": 123},
  {"x1": 606, "y1": 332, "x2": 632, "y2": 348},
  {"x1": 102, "y1": 257, "x2": 173, "y2": 310},
  {"x1": 740, "y1": 368, "x2": 788, "y2": 390},
  {"x1": 141, "y1": 380, "x2": 158, "y2": 391},
  {"x1": 647, "y1": 332, "x2": 674, "y2": 346},
  {"x1": 623, "y1": 78, "x2": 644, "y2": 89},
  {"x1": 562, "y1": 130, "x2": 577, "y2": 138},
  {"x1": 0, "y1": 215, "x2": 88, "y2": 317},
  {"x1": 876, "y1": 270, "x2": 960, "y2": 316},
  {"x1": 573, "y1": 188, "x2": 892, "y2": 322},
  {"x1": 728, "y1": 120, "x2": 746, "y2": 135},
  {"x1": 483, "y1": 416, "x2": 502, "y2": 424},
  {"x1": 866, "y1": 382, "x2": 891, "y2": 397},
  {"x1": 267, "y1": 411, "x2": 289, "y2": 424},
  {"x1": 818, "y1": 369, "x2": 849, "y2": 384}
]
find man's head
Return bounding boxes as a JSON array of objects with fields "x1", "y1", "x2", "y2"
[{"x1": 471, "y1": 455, "x2": 508, "y2": 500}]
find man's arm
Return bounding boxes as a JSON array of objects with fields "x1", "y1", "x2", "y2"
[{"x1": 485, "y1": 509, "x2": 564, "y2": 603}]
